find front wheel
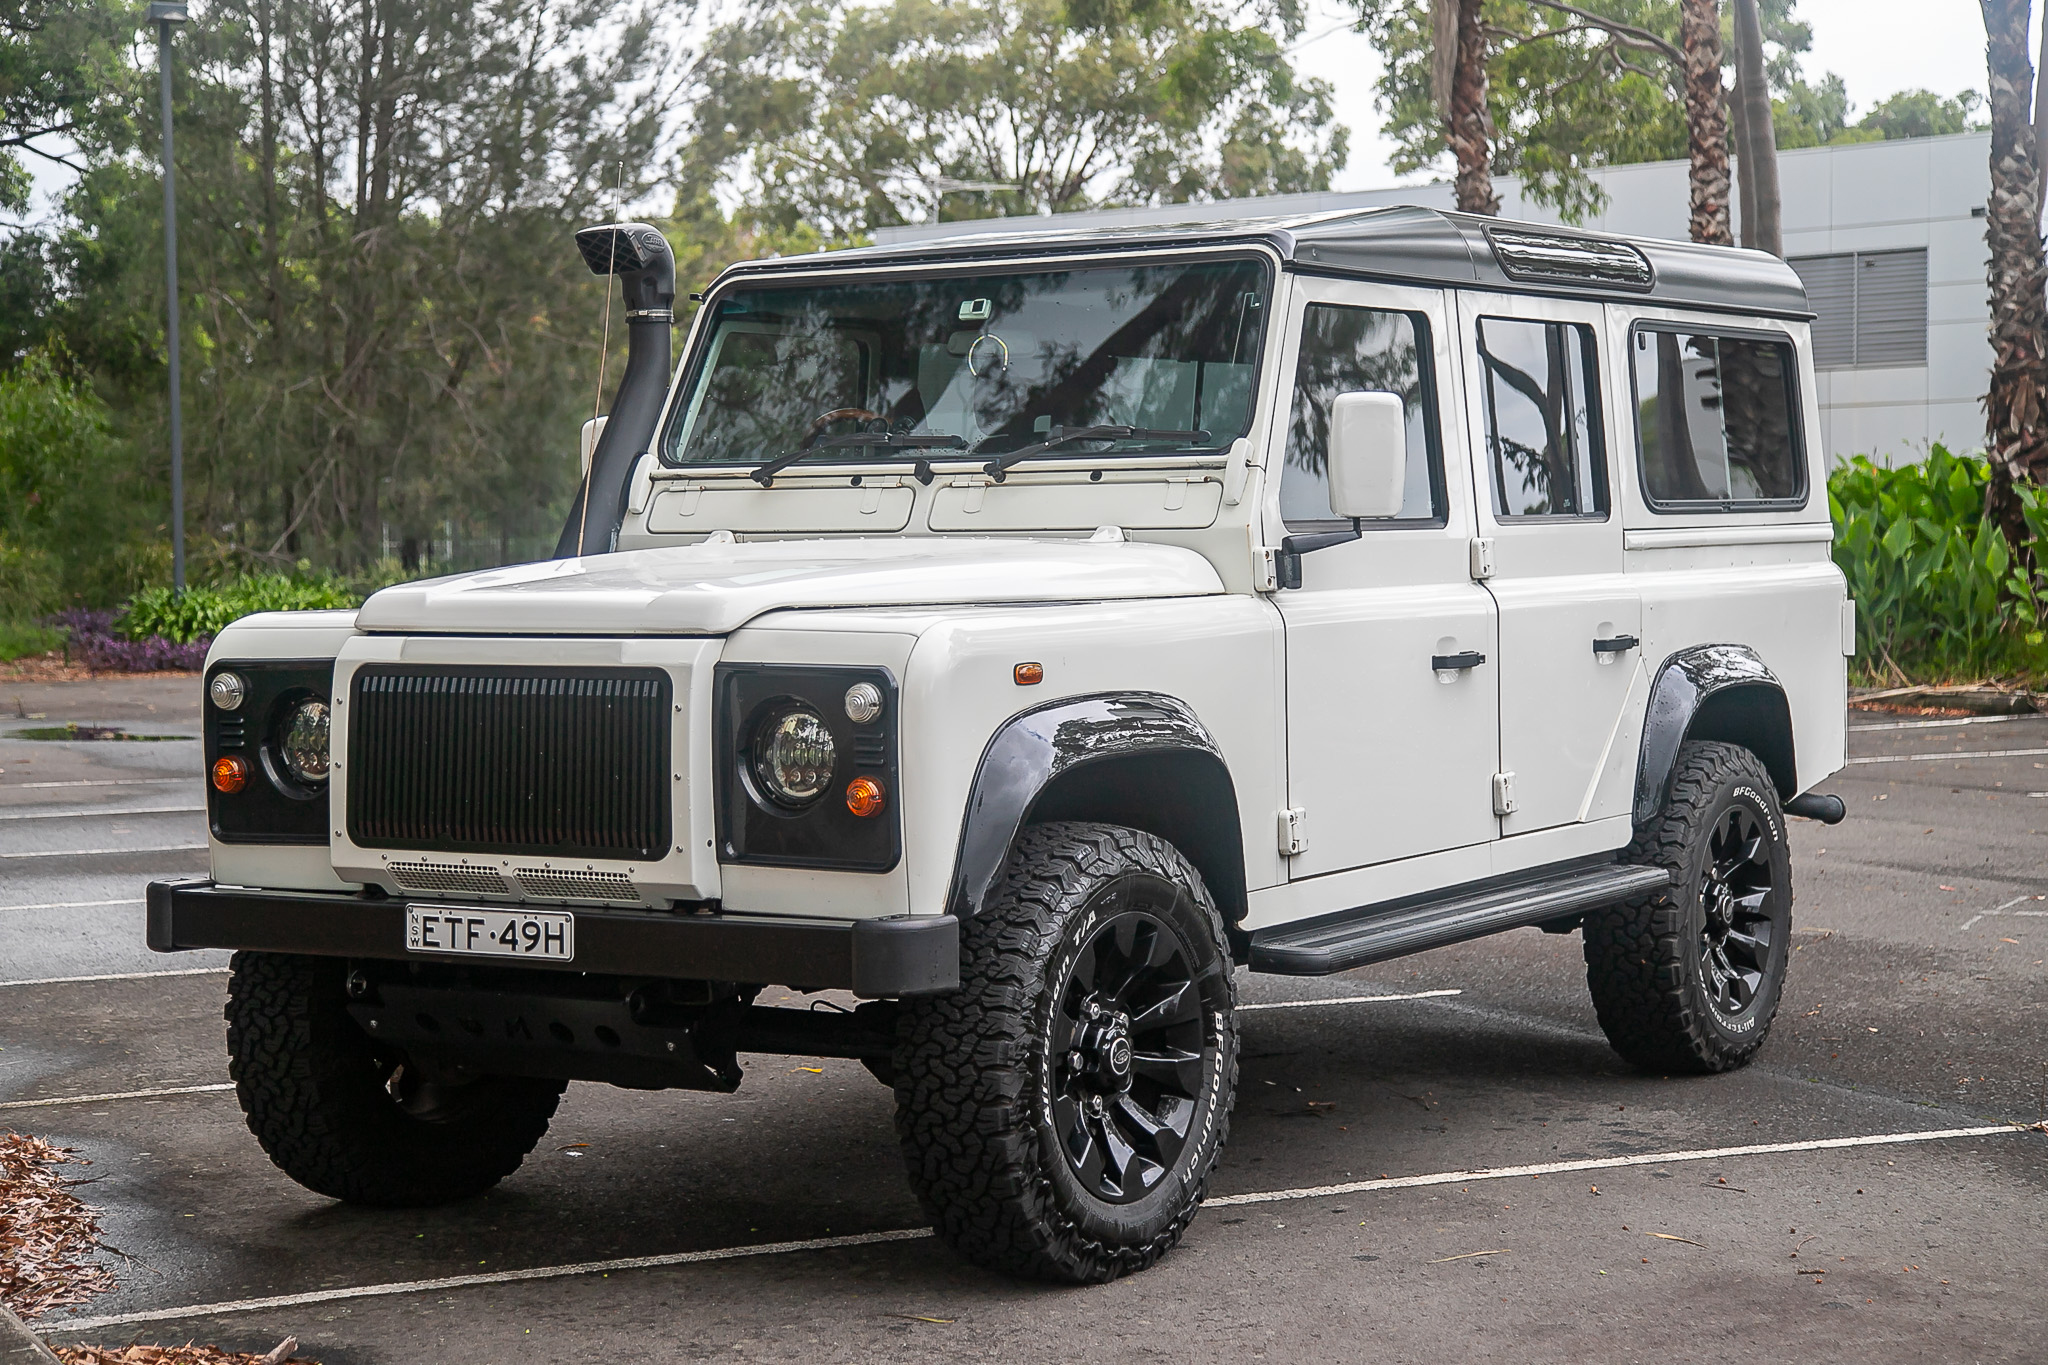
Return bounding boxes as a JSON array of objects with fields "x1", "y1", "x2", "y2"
[
  {"x1": 1583, "y1": 741, "x2": 1793, "y2": 1073},
  {"x1": 225, "y1": 952, "x2": 565, "y2": 1206},
  {"x1": 894, "y1": 822, "x2": 1238, "y2": 1283}
]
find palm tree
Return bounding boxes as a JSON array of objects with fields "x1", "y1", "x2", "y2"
[
  {"x1": 1980, "y1": 0, "x2": 2048, "y2": 543},
  {"x1": 1678, "y1": 0, "x2": 1731, "y2": 245},
  {"x1": 1434, "y1": 0, "x2": 1499, "y2": 214}
]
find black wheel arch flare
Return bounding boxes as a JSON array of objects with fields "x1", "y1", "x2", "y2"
[
  {"x1": 1634, "y1": 644, "x2": 1798, "y2": 827},
  {"x1": 946, "y1": 693, "x2": 1248, "y2": 926}
]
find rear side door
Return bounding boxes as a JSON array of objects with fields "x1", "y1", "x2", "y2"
[
  {"x1": 1274, "y1": 277, "x2": 1500, "y2": 878},
  {"x1": 1456, "y1": 292, "x2": 1644, "y2": 836}
]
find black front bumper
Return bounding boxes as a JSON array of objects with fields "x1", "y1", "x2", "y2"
[{"x1": 145, "y1": 878, "x2": 959, "y2": 998}]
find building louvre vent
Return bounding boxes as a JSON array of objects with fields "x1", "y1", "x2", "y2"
[
  {"x1": 1486, "y1": 228, "x2": 1654, "y2": 291},
  {"x1": 1789, "y1": 249, "x2": 1926, "y2": 370}
]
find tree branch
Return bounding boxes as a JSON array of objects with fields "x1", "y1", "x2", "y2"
[{"x1": 1520, "y1": 0, "x2": 1682, "y2": 64}]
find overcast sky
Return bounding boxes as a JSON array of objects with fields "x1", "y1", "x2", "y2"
[{"x1": 1294, "y1": 0, "x2": 1997, "y2": 192}]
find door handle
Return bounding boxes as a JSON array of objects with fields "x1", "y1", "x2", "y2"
[
  {"x1": 1431, "y1": 651, "x2": 1486, "y2": 671},
  {"x1": 1592, "y1": 634, "x2": 1640, "y2": 655}
]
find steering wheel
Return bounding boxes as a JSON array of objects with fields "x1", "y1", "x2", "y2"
[{"x1": 798, "y1": 407, "x2": 885, "y2": 451}]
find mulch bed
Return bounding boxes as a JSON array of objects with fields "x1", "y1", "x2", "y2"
[
  {"x1": 56, "y1": 1343, "x2": 314, "y2": 1364},
  {"x1": 0, "y1": 652, "x2": 198, "y2": 684},
  {"x1": 0, "y1": 1133, "x2": 117, "y2": 1320}
]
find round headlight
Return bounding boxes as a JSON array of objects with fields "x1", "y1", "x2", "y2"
[
  {"x1": 210, "y1": 672, "x2": 246, "y2": 710},
  {"x1": 278, "y1": 699, "x2": 330, "y2": 786},
  {"x1": 754, "y1": 706, "x2": 836, "y2": 807}
]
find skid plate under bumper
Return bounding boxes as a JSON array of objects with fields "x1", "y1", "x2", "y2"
[{"x1": 145, "y1": 877, "x2": 960, "y2": 998}]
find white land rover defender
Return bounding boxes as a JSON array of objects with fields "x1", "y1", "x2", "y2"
[{"x1": 150, "y1": 208, "x2": 1851, "y2": 1283}]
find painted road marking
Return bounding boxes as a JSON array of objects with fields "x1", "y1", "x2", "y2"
[
  {"x1": 48, "y1": 1124, "x2": 2033, "y2": 1332},
  {"x1": 1240, "y1": 989, "x2": 1462, "y2": 1011},
  {"x1": 1849, "y1": 714, "x2": 2038, "y2": 732},
  {"x1": 0, "y1": 844, "x2": 206, "y2": 860},
  {"x1": 0, "y1": 965, "x2": 225, "y2": 989},
  {"x1": 0, "y1": 805, "x2": 203, "y2": 822},
  {"x1": 0, "y1": 779, "x2": 194, "y2": 790},
  {"x1": 0, "y1": 1083, "x2": 234, "y2": 1112},
  {"x1": 0, "y1": 897, "x2": 145, "y2": 914},
  {"x1": 1845, "y1": 746, "x2": 2048, "y2": 765}
]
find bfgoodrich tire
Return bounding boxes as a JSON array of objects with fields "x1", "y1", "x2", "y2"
[
  {"x1": 1583, "y1": 741, "x2": 1793, "y2": 1074},
  {"x1": 225, "y1": 951, "x2": 565, "y2": 1206},
  {"x1": 894, "y1": 822, "x2": 1238, "y2": 1283}
]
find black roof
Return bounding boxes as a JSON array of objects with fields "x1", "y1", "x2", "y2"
[{"x1": 716, "y1": 205, "x2": 1812, "y2": 319}]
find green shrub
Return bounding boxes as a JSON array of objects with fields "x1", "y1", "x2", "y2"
[
  {"x1": 0, "y1": 540, "x2": 59, "y2": 619},
  {"x1": 1829, "y1": 445, "x2": 2048, "y2": 684},
  {"x1": 117, "y1": 573, "x2": 365, "y2": 644},
  {"x1": 0, "y1": 619, "x2": 64, "y2": 662}
]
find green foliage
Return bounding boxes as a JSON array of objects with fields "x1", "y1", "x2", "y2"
[
  {"x1": 0, "y1": 540, "x2": 59, "y2": 618},
  {"x1": 681, "y1": 0, "x2": 1346, "y2": 238},
  {"x1": 116, "y1": 573, "x2": 364, "y2": 645},
  {"x1": 1850, "y1": 88, "x2": 1985, "y2": 141},
  {"x1": 0, "y1": 619, "x2": 65, "y2": 662},
  {"x1": 1829, "y1": 446, "x2": 2048, "y2": 685}
]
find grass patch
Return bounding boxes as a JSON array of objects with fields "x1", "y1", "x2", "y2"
[{"x1": 0, "y1": 620, "x2": 63, "y2": 663}]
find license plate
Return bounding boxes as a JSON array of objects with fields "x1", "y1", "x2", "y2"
[{"x1": 406, "y1": 906, "x2": 575, "y2": 962}]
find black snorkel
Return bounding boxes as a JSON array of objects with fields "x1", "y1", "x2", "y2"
[{"x1": 554, "y1": 221, "x2": 677, "y2": 559}]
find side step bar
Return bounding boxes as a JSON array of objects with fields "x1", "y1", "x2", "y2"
[{"x1": 1248, "y1": 862, "x2": 1671, "y2": 976}]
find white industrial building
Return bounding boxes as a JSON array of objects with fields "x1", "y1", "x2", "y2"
[{"x1": 878, "y1": 131, "x2": 1993, "y2": 467}]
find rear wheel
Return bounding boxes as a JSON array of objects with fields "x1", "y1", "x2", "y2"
[
  {"x1": 894, "y1": 822, "x2": 1238, "y2": 1282},
  {"x1": 225, "y1": 951, "x2": 564, "y2": 1206},
  {"x1": 1583, "y1": 741, "x2": 1793, "y2": 1073}
]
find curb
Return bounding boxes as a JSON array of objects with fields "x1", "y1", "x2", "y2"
[{"x1": 0, "y1": 1305, "x2": 61, "y2": 1365}]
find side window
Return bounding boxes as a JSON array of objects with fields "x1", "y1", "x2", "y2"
[
  {"x1": 1476, "y1": 317, "x2": 1607, "y2": 518},
  {"x1": 1631, "y1": 327, "x2": 1805, "y2": 508},
  {"x1": 1281, "y1": 304, "x2": 1444, "y2": 529}
]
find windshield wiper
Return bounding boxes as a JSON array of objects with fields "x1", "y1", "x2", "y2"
[
  {"x1": 980, "y1": 425, "x2": 1211, "y2": 482},
  {"x1": 750, "y1": 432, "x2": 968, "y2": 487}
]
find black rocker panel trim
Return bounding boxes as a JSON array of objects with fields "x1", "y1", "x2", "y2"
[
  {"x1": 946, "y1": 692, "x2": 1245, "y2": 923},
  {"x1": 205, "y1": 659, "x2": 334, "y2": 844},
  {"x1": 1633, "y1": 644, "x2": 1797, "y2": 826},
  {"x1": 715, "y1": 663, "x2": 901, "y2": 872}
]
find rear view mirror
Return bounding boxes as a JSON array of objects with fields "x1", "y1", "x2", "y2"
[{"x1": 1325, "y1": 392, "x2": 1408, "y2": 520}]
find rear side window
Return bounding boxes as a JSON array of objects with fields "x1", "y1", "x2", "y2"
[
  {"x1": 1281, "y1": 304, "x2": 1445, "y2": 529},
  {"x1": 1476, "y1": 317, "x2": 1606, "y2": 518},
  {"x1": 1631, "y1": 326, "x2": 1805, "y2": 508}
]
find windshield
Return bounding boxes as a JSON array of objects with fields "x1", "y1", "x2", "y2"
[{"x1": 662, "y1": 257, "x2": 1270, "y2": 468}]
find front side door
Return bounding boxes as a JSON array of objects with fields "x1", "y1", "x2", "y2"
[
  {"x1": 1456, "y1": 292, "x2": 1643, "y2": 836},
  {"x1": 1274, "y1": 277, "x2": 1500, "y2": 879}
]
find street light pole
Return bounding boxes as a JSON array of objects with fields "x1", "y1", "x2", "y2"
[{"x1": 148, "y1": 2, "x2": 189, "y2": 593}]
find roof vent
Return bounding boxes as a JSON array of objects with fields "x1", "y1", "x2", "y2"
[{"x1": 1486, "y1": 228, "x2": 1654, "y2": 291}]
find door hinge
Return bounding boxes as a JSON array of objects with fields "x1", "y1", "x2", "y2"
[
  {"x1": 1469, "y1": 537, "x2": 1495, "y2": 580},
  {"x1": 1254, "y1": 545, "x2": 1280, "y2": 593},
  {"x1": 1491, "y1": 772, "x2": 1517, "y2": 816},
  {"x1": 1278, "y1": 807, "x2": 1308, "y2": 856}
]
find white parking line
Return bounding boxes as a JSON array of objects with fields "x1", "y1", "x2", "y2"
[
  {"x1": 0, "y1": 805, "x2": 202, "y2": 822},
  {"x1": 0, "y1": 897, "x2": 145, "y2": 914},
  {"x1": 1850, "y1": 714, "x2": 2038, "y2": 732},
  {"x1": 0, "y1": 778, "x2": 194, "y2": 790},
  {"x1": 47, "y1": 1123, "x2": 2033, "y2": 1333},
  {"x1": 1845, "y1": 746, "x2": 2048, "y2": 765},
  {"x1": 0, "y1": 1083, "x2": 233, "y2": 1112},
  {"x1": 1240, "y1": 989, "x2": 1462, "y2": 1011},
  {"x1": 0, "y1": 844, "x2": 206, "y2": 860},
  {"x1": 0, "y1": 965, "x2": 225, "y2": 989}
]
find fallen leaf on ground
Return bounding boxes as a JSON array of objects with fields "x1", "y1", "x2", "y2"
[
  {"x1": 0, "y1": 1131, "x2": 117, "y2": 1319},
  {"x1": 1428, "y1": 1249, "x2": 1510, "y2": 1263},
  {"x1": 1648, "y1": 1233, "x2": 1707, "y2": 1249},
  {"x1": 888, "y1": 1315, "x2": 955, "y2": 1324},
  {"x1": 57, "y1": 1344, "x2": 318, "y2": 1365}
]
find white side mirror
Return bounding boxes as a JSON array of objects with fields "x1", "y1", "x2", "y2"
[
  {"x1": 1326, "y1": 391, "x2": 1408, "y2": 520},
  {"x1": 579, "y1": 415, "x2": 609, "y2": 475}
]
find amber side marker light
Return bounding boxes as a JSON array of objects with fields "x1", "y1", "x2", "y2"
[
  {"x1": 1014, "y1": 662, "x2": 1043, "y2": 686},
  {"x1": 212, "y1": 754, "x2": 250, "y2": 794},
  {"x1": 845, "y1": 776, "x2": 887, "y2": 818}
]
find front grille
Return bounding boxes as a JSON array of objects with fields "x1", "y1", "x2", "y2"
[
  {"x1": 348, "y1": 666, "x2": 670, "y2": 861},
  {"x1": 388, "y1": 861, "x2": 512, "y2": 896},
  {"x1": 512, "y1": 868, "x2": 640, "y2": 902}
]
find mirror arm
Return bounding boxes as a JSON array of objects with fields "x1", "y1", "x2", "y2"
[{"x1": 1275, "y1": 517, "x2": 1361, "y2": 590}]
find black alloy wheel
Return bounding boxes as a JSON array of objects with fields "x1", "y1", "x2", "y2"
[
  {"x1": 1697, "y1": 804, "x2": 1777, "y2": 1018},
  {"x1": 1049, "y1": 895, "x2": 1212, "y2": 1205}
]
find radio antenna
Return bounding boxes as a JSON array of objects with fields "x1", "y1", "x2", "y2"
[{"x1": 578, "y1": 157, "x2": 626, "y2": 558}]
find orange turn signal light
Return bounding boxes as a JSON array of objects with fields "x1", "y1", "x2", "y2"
[
  {"x1": 212, "y1": 754, "x2": 249, "y2": 794},
  {"x1": 1014, "y1": 662, "x2": 1043, "y2": 686},
  {"x1": 845, "y1": 775, "x2": 886, "y2": 818}
]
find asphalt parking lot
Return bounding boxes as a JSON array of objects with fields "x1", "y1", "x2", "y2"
[{"x1": 3, "y1": 678, "x2": 2044, "y2": 1364}]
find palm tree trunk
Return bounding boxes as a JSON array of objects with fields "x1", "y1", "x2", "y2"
[
  {"x1": 1981, "y1": 0, "x2": 2048, "y2": 545},
  {"x1": 1730, "y1": 0, "x2": 1780, "y2": 256},
  {"x1": 1729, "y1": 82, "x2": 1757, "y2": 247},
  {"x1": 1679, "y1": 0, "x2": 1732, "y2": 245},
  {"x1": 1446, "y1": 0, "x2": 1498, "y2": 215}
]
